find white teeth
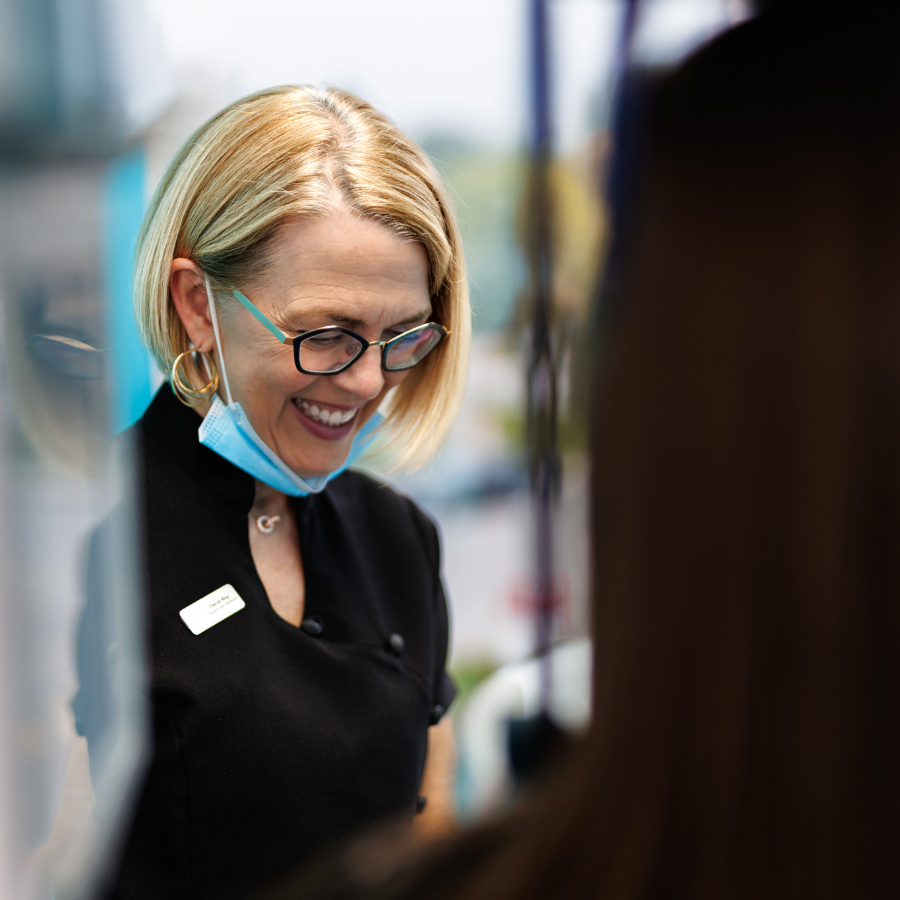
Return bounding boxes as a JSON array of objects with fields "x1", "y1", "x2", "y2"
[{"x1": 297, "y1": 399, "x2": 358, "y2": 428}]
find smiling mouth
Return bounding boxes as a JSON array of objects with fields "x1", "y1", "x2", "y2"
[{"x1": 294, "y1": 399, "x2": 359, "y2": 427}]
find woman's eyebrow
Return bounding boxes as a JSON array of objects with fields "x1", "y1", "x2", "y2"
[
  {"x1": 296, "y1": 306, "x2": 432, "y2": 329},
  {"x1": 391, "y1": 308, "x2": 433, "y2": 327}
]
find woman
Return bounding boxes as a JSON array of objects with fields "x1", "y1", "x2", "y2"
[
  {"x1": 272, "y1": 4, "x2": 900, "y2": 899},
  {"x1": 74, "y1": 85, "x2": 470, "y2": 900}
]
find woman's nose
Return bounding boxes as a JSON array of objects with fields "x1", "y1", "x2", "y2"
[{"x1": 331, "y1": 345, "x2": 385, "y2": 399}]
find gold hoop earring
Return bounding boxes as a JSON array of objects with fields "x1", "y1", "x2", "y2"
[{"x1": 171, "y1": 350, "x2": 219, "y2": 407}]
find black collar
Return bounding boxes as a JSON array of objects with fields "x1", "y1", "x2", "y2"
[{"x1": 139, "y1": 386, "x2": 257, "y2": 514}]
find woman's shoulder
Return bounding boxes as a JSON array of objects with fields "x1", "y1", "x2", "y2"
[
  {"x1": 325, "y1": 469, "x2": 440, "y2": 554},
  {"x1": 327, "y1": 468, "x2": 433, "y2": 516},
  {"x1": 130, "y1": 386, "x2": 256, "y2": 514}
]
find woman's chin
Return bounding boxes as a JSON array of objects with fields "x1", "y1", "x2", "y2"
[
  {"x1": 287, "y1": 450, "x2": 350, "y2": 481},
  {"x1": 280, "y1": 415, "x2": 355, "y2": 478}
]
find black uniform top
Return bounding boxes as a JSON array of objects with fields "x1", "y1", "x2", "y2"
[{"x1": 73, "y1": 388, "x2": 455, "y2": 900}]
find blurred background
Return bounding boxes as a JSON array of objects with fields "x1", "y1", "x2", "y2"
[{"x1": 0, "y1": 0, "x2": 749, "y2": 896}]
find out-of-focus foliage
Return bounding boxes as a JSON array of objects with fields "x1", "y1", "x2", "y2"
[{"x1": 422, "y1": 136, "x2": 528, "y2": 334}]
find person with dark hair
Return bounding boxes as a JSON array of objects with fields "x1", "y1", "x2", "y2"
[{"x1": 264, "y1": 4, "x2": 900, "y2": 899}]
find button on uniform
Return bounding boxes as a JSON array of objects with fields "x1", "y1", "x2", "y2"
[
  {"x1": 301, "y1": 616, "x2": 324, "y2": 636},
  {"x1": 388, "y1": 633, "x2": 405, "y2": 656}
]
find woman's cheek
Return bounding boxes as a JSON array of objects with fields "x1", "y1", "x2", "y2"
[
  {"x1": 385, "y1": 369, "x2": 410, "y2": 391},
  {"x1": 260, "y1": 352, "x2": 308, "y2": 395}
]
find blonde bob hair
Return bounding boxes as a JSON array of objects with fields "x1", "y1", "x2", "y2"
[{"x1": 135, "y1": 85, "x2": 470, "y2": 467}]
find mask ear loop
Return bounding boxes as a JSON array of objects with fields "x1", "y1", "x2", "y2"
[{"x1": 204, "y1": 276, "x2": 235, "y2": 406}]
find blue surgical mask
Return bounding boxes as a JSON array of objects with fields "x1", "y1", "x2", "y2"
[{"x1": 196, "y1": 278, "x2": 382, "y2": 496}]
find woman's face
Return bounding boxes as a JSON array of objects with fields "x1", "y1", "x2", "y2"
[{"x1": 205, "y1": 212, "x2": 431, "y2": 478}]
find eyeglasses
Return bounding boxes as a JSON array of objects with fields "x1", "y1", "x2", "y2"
[{"x1": 230, "y1": 289, "x2": 450, "y2": 376}]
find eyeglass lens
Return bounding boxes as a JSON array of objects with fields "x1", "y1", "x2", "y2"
[
  {"x1": 383, "y1": 325, "x2": 444, "y2": 370},
  {"x1": 298, "y1": 331, "x2": 364, "y2": 374},
  {"x1": 297, "y1": 325, "x2": 444, "y2": 374}
]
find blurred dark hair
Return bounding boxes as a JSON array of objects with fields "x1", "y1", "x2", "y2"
[
  {"x1": 568, "y1": 9, "x2": 900, "y2": 897},
  {"x1": 266, "y1": 7, "x2": 900, "y2": 899}
]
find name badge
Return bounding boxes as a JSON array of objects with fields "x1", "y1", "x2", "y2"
[{"x1": 180, "y1": 584, "x2": 245, "y2": 635}]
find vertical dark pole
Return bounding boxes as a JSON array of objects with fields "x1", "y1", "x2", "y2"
[
  {"x1": 527, "y1": 0, "x2": 558, "y2": 711},
  {"x1": 616, "y1": 0, "x2": 641, "y2": 80}
]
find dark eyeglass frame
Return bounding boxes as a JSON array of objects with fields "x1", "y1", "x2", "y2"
[{"x1": 230, "y1": 289, "x2": 450, "y2": 375}]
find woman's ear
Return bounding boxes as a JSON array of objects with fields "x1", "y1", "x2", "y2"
[{"x1": 170, "y1": 259, "x2": 216, "y2": 352}]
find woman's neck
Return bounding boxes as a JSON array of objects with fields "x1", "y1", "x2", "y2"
[{"x1": 250, "y1": 480, "x2": 290, "y2": 517}]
